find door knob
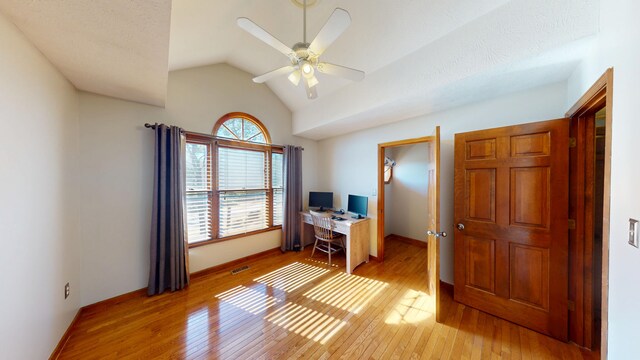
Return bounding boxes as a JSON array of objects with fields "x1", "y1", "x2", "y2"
[
  {"x1": 427, "y1": 230, "x2": 447, "y2": 238},
  {"x1": 456, "y1": 223, "x2": 465, "y2": 231}
]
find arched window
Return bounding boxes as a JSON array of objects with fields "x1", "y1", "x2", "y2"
[
  {"x1": 184, "y1": 112, "x2": 283, "y2": 246},
  {"x1": 213, "y1": 112, "x2": 271, "y2": 144}
]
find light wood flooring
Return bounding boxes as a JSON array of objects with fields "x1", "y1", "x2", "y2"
[{"x1": 58, "y1": 237, "x2": 596, "y2": 359}]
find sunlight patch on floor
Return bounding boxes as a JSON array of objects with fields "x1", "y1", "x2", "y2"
[
  {"x1": 385, "y1": 289, "x2": 433, "y2": 325},
  {"x1": 263, "y1": 302, "x2": 347, "y2": 345},
  {"x1": 254, "y1": 262, "x2": 330, "y2": 292},
  {"x1": 185, "y1": 307, "x2": 209, "y2": 351},
  {"x1": 302, "y1": 272, "x2": 388, "y2": 314},
  {"x1": 304, "y1": 258, "x2": 340, "y2": 268},
  {"x1": 215, "y1": 285, "x2": 281, "y2": 315}
]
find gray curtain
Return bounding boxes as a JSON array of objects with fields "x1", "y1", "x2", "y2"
[
  {"x1": 148, "y1": 124, "x2": 189, "y2": 296},
  {"x1": 282, "y1": 146, "x2": 303, "y2": 251}
]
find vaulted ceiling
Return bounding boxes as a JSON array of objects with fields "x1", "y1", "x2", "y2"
[{"x1": 0, "y1": 0, "x2": 598, "y2": 139}]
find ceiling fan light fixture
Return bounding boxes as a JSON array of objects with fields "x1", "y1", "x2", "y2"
[
  {"x1": 301, "y1": 61, "x2": 314, "y2": 77},
  {"x1": 288, "y1": 70, "x2": 301, "y2": 86}
]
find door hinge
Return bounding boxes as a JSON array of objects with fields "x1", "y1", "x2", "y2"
[
  {"x1": 568, "y1": 219, "x2": 576, "y2": 230},
  {"x1": 569, "y1": 137, "x2": 577, "y2": 148},
  {"x1": 568, "y1": 300, "x2": 576, "y2": 311}
]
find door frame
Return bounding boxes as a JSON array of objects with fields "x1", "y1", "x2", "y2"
[
  {"x1": 566, "y1": 68, "x2": 613, "y2": 358},
  {"x1": 377, "y1": 133, "x2": 442, "y2": 321},
  {"x1": 377, "y1": 135, "x2": 433, "y2": 260}
]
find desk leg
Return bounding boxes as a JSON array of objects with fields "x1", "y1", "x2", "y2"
[
  {"x1": 345, "y1": 234, "x2": 353, "y2": 274},
  {"x1": 300, "y1": 220, "x2": 315, "y2": 250}
]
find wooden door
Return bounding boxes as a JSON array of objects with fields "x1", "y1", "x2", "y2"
[
  {"x1": 426, "y1": 127, "x2": 442, "y2": 321},
  {"x1": 453, "y1": 119, "x2": 570, "y2": 340}
]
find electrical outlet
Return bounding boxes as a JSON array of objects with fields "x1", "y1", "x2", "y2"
[
  {"x1": 64, "y1": 282, "x2": 70, "y2": 299},
  {"x1": 629, "y1": 219, "x2": 639, "y2": 248}
]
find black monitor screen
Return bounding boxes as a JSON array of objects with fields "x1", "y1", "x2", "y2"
[
  {"x1": 348, "y1": 194, "x2": 368, "y2": 218},
  {"x1": 309, "y1": 191, "x2": 333, "y2": 210}
]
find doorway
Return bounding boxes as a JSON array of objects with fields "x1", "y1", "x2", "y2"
[
  {"x1": 377, "y1": 127, "x2": 443, "y2": 321},
  {"x1": 568, "y1": 105, "x2": 605, "y2": 350},
  {"x1": 382, "y1": 143, "x2": 430, "y2": 249},
  {"x1": 566, "y1": 68, "x2": 613, "y2": 353}
]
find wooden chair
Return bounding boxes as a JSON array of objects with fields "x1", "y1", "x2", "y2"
[{"x1": 309, "y1": 210, "x2": 346, "y2": 267}]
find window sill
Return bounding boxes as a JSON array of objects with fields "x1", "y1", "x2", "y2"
[{"x1": 188, "y1": 225, "x2": 283, "y2": 248}]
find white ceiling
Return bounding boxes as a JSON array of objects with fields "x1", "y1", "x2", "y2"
[
  {"x1": 0, "y1": 0, "x2": 171, "y2": 107},
  {"x1": 0, "y1": 0, "x2": 598, "y2": 139}
]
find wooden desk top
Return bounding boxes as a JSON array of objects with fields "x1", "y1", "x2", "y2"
[{"x1": 300, "y1": 210, "x2": 369, "y2": 227}]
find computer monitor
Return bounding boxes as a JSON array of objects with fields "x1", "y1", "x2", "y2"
[
  {"x1": 309, "y1": 191, "x2": 333, "y2": 211},
  {"x1": 347, "y1": 194, "x2": 368, "y2": 219}
]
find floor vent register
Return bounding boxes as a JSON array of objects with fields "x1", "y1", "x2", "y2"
[{"x1": 231, "y1": 265, "x2": 250, "y2": 275}]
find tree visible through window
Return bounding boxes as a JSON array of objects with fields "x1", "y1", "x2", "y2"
[{"x1": 185, "y1": 113, "x2": 283, "y2": 246}]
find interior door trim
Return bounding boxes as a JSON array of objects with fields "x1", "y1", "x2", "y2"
[
  {"x1": 566, "y1": 68, "x2": 613, "y2": 359},
  {"x1": 377, "y1": 135, "x2": 434, "y2": 261}
]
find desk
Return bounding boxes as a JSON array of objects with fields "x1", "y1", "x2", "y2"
[{"x1": 300, "y1": 211, "x2": 370, "y2": 274}]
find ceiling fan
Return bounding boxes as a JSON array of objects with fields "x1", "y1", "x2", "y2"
[{"x1": 237, "y1": 0, "x2": 365, "y2": 99}]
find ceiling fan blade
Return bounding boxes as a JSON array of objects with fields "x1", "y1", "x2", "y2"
[
  {"x1": 317, "y1": 62, "x2": 365, "y2": 81},
  {"x1": 308, "y1": 8, "x2": 351, "y2": 57},
  {"x1": 237, "y1": 17, "x2": 295, "y2": 58},
  {"x1": 303, "y1": 76, "x2": 318, "y2": 99},
  {"x1": 252, "y1": 65, "x2": 296, "y2": 83}
]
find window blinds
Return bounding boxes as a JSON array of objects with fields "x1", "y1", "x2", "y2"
[
  {"x1": 218, "y1": 147, "x2": 268, "y2": 237},
  {"x1": 185, "y1": 143, "x2": 212, "y2": 242},
  {"x1": 185, "y1": 141, "x2": 284, "y2": 243}
]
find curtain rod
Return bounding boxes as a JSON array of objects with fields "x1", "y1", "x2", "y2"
[{"x1": 144, "y1": 123, "x2": 304, "y2": 150}]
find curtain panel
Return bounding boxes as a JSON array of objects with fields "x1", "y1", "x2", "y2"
[
  {"x1": 148, "y1": 124, "x2": 189, "y2": 296},
  {"x1": 281, "y1": 146, "x2": 303, "y2": 251}
]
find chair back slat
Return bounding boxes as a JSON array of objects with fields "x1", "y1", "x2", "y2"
[{"x1": 310, "y1": 210, "x2": 335, "y2": 241}]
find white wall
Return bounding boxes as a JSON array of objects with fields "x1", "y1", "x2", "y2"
[
  {"x1": 317, "y1": 81, "x2": 567, "y2": 284},
  {"x1": 78, "y1": 63, "x2": 318, "y2": 306},
  {"x1": 566, "y1": 0, "x2": 640, "y2": 357},
  {"x1": 384, "y1": 144, "x2": 429, "y2": 242},
  {"x1": 0, "y1": 12, "x2": 80, "y2": 360}
]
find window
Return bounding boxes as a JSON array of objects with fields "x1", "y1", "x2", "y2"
[
  {"x1": 272, "y1": 153, "x2": 284, "y2": 226},
  {"x1": 186, "y1": 142, "x2": 212, "y2": 242},
  {"x1": 185, "y1": 113, "x2": 284, "y2": 246},
  {"x1": 214, "y1": 112, "x2": 270, "y2": 143}
]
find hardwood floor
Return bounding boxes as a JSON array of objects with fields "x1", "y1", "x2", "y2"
[{"x1": 58, "y1": 237, "x2": 596, "y2": 359}]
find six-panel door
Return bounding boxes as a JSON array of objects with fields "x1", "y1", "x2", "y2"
[{"x1": 453, "y1": 119, "x2": 570, "y2": 341}]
